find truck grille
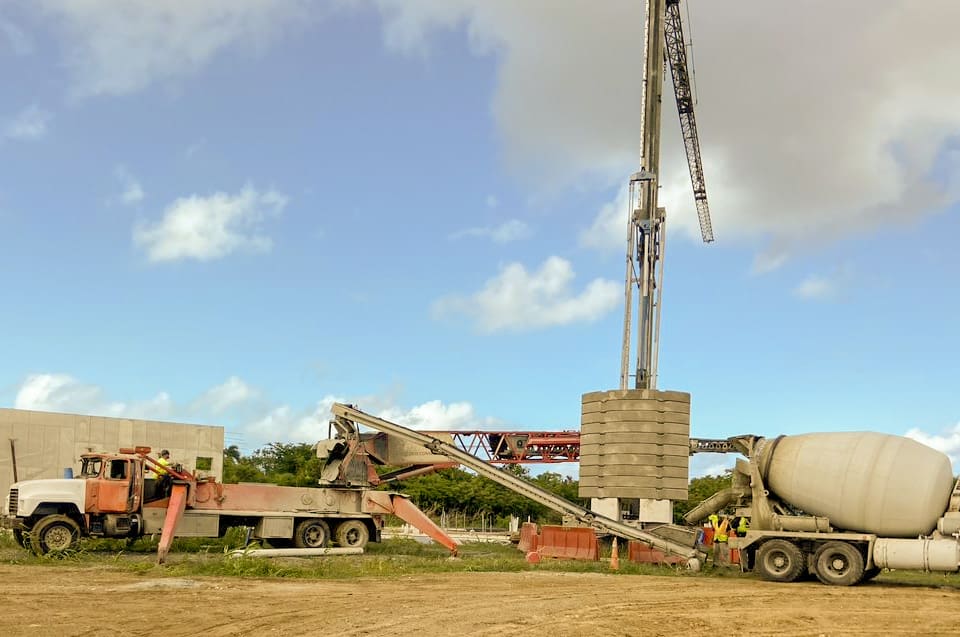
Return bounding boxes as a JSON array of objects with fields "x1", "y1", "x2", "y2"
[{"x1": 8, "y1": 489, "x2": 18, "y2": 516}]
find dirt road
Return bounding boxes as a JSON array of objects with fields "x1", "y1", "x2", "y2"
[{"x1": 0, "y1": 565, "x2": 955, "y2": 636}]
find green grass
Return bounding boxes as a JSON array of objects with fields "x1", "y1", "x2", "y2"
[{"x1": 1, "y1": 529, "x2": 957, "y2": 588}]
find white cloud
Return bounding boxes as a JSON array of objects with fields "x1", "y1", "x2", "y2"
[
  {"x1": 432, "y1": 256, "x2": 620, "y2": 332},
  {"x1": 378, "y1": 399, "x2": 499, "y2": 431},
  {"x1": 36, "y1": 0, "x2": 315, "y2": 98},
  {"x1": 191, "y1": 376, "x2": 259, "y2": 415},
  {"x1": 11, "y1": 373, "x2": 503, "y2": 451},
  {"x1": 114, "y1": 165, "x2": 144, "y2": 205},
  {"x1": 451, "y1": 219, "x2": 531, "y2": 243},
  {"x1": 134, "y1": 185, "x2": 287, "y2": 263},
  {"x1": 3, "y1": 105, "x2": 51, "y2": 140},
  {"x1": 14, "y1": 373, "x2": 172, "y2": 419},
  {"x1": 906, "y1": 423, "x2": 960, "y2": 470},
  {"x1": 0, "y1": 18, "x2": 34, "y2": 56},
  {"x1": 793, "y1": 265, "x2": 854, "y2": 301},
  {"x1": 580, "y1": 186, "x2": 628, "y2": 253},
  {"x1": 368, "y1": 0, "x2": 960, "y2": 255}
]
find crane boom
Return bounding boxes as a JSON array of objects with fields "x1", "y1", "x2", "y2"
[{"x1": 664, "y1": 0, "x2": 714, "y2": 243}]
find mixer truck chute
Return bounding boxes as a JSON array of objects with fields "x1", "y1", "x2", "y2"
[{"x1": 688, "y1": 431, "x2": 960, "y2": 585}]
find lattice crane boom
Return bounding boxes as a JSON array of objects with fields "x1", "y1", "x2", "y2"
[{"x1": 664, "y1": 0, "x2": 714, "y2": 243}]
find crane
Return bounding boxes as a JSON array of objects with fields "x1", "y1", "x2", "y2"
[{"x1": 620, "y1": 0, "x2": 714, "y2": 391}]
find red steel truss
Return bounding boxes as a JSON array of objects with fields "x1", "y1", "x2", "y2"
[{"x1": 423, "y1": 431, "x2": 581, "y2": 464}]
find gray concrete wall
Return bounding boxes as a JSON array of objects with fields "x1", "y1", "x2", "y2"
[{"x1": 0, "y1": 408, "x2": 224, "y2": 497}]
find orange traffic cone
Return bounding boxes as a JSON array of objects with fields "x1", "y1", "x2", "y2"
[{"x1": 610, "y1": 537, "x2": 620, "y2": 570}]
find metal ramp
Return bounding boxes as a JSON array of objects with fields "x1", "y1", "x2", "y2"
[{"x1": 331, "y1": 403, "x2": 703, "y2": 566}]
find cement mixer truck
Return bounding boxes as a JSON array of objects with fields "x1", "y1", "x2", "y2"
[{"x1": 685, "y1": 432, "x2": 960, "y2": 586}]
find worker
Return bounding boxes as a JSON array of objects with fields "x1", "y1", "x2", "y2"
[
  {"x1": 737, "y1": 515, "x2": 749, "y2": 537},
  {"x1": 713, "y1": 516, "x2": 730, "y2": 566},
  {"x1": 150, "y1": 450, "x2": 172, "y2": 497},
  {"x1": 149, "y1": 449, "x2": 171, "y2": 478}
]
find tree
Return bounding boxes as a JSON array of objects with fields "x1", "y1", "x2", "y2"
[{"x1": 673, "y1": 473, "x2": 733, "y2": 524}]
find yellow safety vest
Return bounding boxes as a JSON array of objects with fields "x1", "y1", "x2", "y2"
[{"x1": 151, "y1": 457, "x2": 170, "y2": 478}]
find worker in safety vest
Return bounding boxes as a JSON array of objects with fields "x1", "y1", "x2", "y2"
[
  {"x1": 149, "y1": 449, "x2": 171, "y2": 478},
  {"x1": 712, "y1": 515, "x2": 730, "y2": 566},
  {"x1": 735, "y1": 516, "x2": 749, "y2": 537}
]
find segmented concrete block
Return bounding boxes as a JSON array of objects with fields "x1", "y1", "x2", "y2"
[{"x1": 578, "y1": 389, "x2": 690, "y2": 500}]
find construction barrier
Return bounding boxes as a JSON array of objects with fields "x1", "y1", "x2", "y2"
[
  {"x1": 518, "y1": 522, "x2": 539, "y2": 553},
  {"x1": 537, "y1": 526, "x2": 599, "y2": 561},
  {"x1": 627, "y1": 540, "x2": 687, "y2": 566}
]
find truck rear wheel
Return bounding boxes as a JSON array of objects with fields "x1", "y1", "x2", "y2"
[
  {"x1": 335, "y1": 520, "x2": 369, "y2": 549},
  {"x1": 31, "y1": 514, "x2": 81, "y2": 555},
  {"x1": 293, "y1": 519, "x2": 330, "y2": 549},
  {"x1": 813, "y1": 541, "x2": 864, "y2": 586},
  {"x1": 756, "y1": 539, "x2": 805, "y2": 582}
]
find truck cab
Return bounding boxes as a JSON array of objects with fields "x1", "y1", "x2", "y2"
[{"x1": 2, "y1": 451, "x2": 150, "y2": 553}]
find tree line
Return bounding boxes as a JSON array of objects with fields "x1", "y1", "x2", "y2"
[{"x1": 223, "y1": 443, "x2": 730, "y2": 526}]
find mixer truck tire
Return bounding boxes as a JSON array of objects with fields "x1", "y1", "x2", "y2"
[
  {"x1": 30, "y1": 514, "x2": 81, "y2": 555},
  {"x1": 293, "y1": 518, "x2": 330, "y2": 549},
  {"x1": 755, "y1": 539, "x2": 806, "y2": 582},
  {"x1": 13, "y1": 528, "x2": 29, "y2": 548},
  {"x1": 812, "y1": 541, "x2": 864, "y2": 586},
  {"x1": 335, "y1": 520, "x2": 370, "y2": 549}
]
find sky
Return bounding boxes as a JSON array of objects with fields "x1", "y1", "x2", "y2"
[{"x1": 1, "y1": 0, "x2": 958, "y2": 478}]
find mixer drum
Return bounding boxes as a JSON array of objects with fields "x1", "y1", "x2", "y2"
[{"x1": 760, "y1": 432, "x2": 955, "y2": 537}]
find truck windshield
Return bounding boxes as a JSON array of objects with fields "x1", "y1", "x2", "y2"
[{"x1": 80, "y1": 458, "x2": 102, "y2": 478}]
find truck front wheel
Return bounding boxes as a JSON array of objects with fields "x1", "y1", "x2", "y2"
[
  {"x1": 293, "y1": 519, "x2": 330, "y2": 549},
  {"x1": 13, "y1": 528, "x2": 30, "y2": 548},
  {"x1": 31, "y1": 514, "x2": 81, "y2": 555},
  {"x1": 335, "y1": 520, "x2": 369, "y2": 549},
  {"x1": 813, "y1": 541, "x2": 864, "y2": 586}
]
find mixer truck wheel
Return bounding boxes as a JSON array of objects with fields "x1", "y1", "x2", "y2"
[
  {"x1": 755, "y1": 539, "x2": 805, "y2": 582},
  {"x1": 813, "y1": 541, "x2": 864, "y2": 586},
  {"x1": 30, "y1": 514, "x2": 81, "y2": 555},
  {"x1": 13, "y1": 528, "x2": 30, "y2": 548},
  {"x1": 293, "y1": 518, "x2": 330, "y2": 548},
  {"x1": 335, "y1": 520, "x2": 369, "y2": 549}
]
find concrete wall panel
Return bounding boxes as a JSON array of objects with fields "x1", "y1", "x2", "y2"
[{"x1": 0, "y1": 408, "x2": 224, "y2": 498}]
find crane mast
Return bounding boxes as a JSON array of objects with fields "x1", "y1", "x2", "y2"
[{"x1": 620, "y1": 0, "x2": 712, "y2": 391}]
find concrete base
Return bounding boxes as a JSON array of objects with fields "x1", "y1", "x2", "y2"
[
  {"x1": 591, "y1": 498, "x2": 622, "y2": 522},
  {"x1": 637, "y1": 498, "x2": 673, "y2": 524}
]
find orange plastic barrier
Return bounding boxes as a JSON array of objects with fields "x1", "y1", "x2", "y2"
[
  {"x1": 701, "y1": 526, "x2": 715, "y2": 546},
  {"x1": 518, "y1": 522, "x2": 539, "y2": 553},
  {"x1": 627, "y1": 540, "x2": 687, "y2": 566},
  {"x1": 537, "y1": 526, "x2": 598, "y2": 561}
]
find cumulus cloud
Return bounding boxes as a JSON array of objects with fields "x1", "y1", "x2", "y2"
[
  {"x1": 133, "y1": 185, "x2": 287, "y2": 263},
  {"x1": 579, "y1": 185, "x2": 628, "y2": 252},
  {"x1": 450, "y1": 219, "x2": 531, "y2": 243},
  {"x1": 906, "y1": 422, "x2": 960, "y2": 469},
  {"x1": 114, "y1": 165, "x2": 144, "y2": 205},
  {"x1": 369, "y1": 0, "x2": 960, "y2": 259},
  {"x1": 792, "y1": 264, "x2": 854, "y2": 301},
  {"x1": 0, "y1": 18, "x2": 34, "y2": 56},
  {"x1": 35, "y1": 0, "x2": 314, "y2": 98},
  {"x1": 10, "y1": 373, "x2": 504, "y2": 450},
  {"x1": 191, "y1": 376, "x2": 259, "y2": 415},
  {"x1": 432, "y1": 256, "x2": 620, "y2": 332},
  {"x1": 378, "y1": 399, "x2": 500, "y2": 431},
  {"x1": 15, "y1": 373, "x2": 172, "y2": 419},
  {"x1": 3, "y1": 105, "x2": 51, "y2": 141}
]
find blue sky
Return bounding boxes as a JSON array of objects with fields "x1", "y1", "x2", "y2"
[{"x1": 1, "y1": 1, "x2": 957, "y2": 476}]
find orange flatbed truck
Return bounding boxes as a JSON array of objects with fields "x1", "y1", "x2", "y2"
[{"x1": 2, "y1": 446, "x2": 458, "y2": 562}]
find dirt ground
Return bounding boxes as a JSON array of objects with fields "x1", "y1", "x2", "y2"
[{"x1": 0, "y1": 565, "x2": 956, "y2": 636}]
